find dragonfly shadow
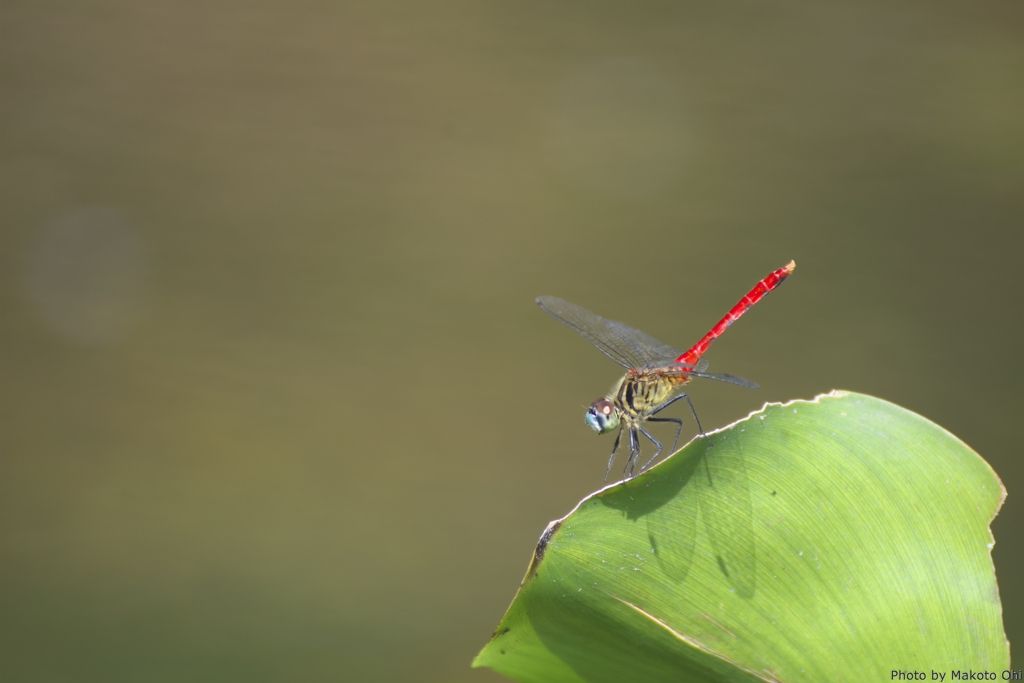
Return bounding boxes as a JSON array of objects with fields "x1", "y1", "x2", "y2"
[
  {"x1": 597, "y1": 437, "x2": 756, "y2": 598},
  {"x1": 597, "y1": 452, "x2": 698, "y2": 520},
  {"x1": 598, "y1": 446, "x2": 703, "y2": 588}
]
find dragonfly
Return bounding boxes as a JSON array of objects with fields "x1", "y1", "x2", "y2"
[{"x1": 537, "y1": 261, "x2": 795, "y2": 481}]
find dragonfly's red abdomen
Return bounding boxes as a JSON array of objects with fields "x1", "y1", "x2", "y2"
[{"x1": 677, "y1": 260, "x2": 795, "y2": 366}]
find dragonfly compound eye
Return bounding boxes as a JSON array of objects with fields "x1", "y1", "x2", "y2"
[{"x1": 585, "y1": 398, "x2": 619, "y2": 435}]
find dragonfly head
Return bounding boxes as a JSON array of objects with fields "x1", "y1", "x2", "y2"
[{"x1": 585, "y1": 398, "x2": 619, "y2": 435}]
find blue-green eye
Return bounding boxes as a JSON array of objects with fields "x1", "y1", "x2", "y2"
[{"x1": 585, "y1": 398, "x2": 619, "y2": 434}]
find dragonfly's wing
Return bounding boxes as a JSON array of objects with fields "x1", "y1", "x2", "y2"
[
  {"x1": 536, "y1": 297, "x2": 684, "y2": 370},
  {"x1": 602, "y1": 318, "x2": 686, "y2": 368},
  {"x1": 656, "y1": 357, "x2": 709, "y2": 375},
  {"x1": 688, "y1": 371, "x2": 759, "y2": 389},
  {"x1": 656, "y1": 358, "x2": 758, "y2": 388}
]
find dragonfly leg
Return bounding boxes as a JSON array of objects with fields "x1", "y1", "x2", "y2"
[
  {"x1": 603, "y1": 427, "x2": 623, "y2": 483},
  {"x1": 623, "y1": 427, "x2": 640, "y2": 479},
  {"x1": 637, "y1": 425, "x2": 663, "y2": 473},
  {"x1": 647, "y1": 415, "x2": 683, "y2": 459},
  {"x1": 652, "y1": 392, "x2": 714, "y2": 447}
]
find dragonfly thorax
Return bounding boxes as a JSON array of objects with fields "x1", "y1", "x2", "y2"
[{"x1": 614, "y1": 373, "x2": 686, "y2": 420}]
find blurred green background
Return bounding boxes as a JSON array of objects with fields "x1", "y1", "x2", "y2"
[{"x1": 1, "y1": 1, "x2": 1020, "y2": 681}]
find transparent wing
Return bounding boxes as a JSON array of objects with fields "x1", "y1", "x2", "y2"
[
  {"x1": 536, "y1": 296, "x2": 684, "y2": 370},
  {"x1": 651, "y1": 359, "x2": 756, "y2": 388},
  {"x1": 688, "y1": 371, "x2": 759, "y2": 389}
]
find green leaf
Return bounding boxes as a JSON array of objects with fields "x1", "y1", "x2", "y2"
[{"x1": 474, "y1": 391, "x2": 1008, "y2": 682}]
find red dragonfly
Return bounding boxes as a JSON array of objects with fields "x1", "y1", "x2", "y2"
[{"x1": 537, "y1": 261, "x2": 795, "y2": 481}]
